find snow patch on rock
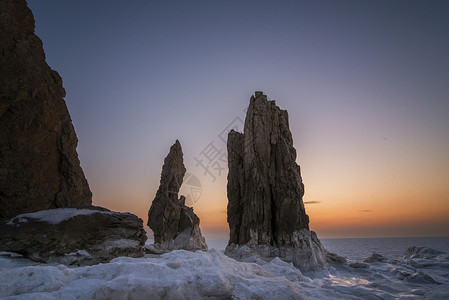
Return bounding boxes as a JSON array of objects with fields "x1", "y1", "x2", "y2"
[{"x1": 6, "y1": 208, "x2": 115, "y2": 225}]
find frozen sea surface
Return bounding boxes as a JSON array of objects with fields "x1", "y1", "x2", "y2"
[
  {"x1": 321, "y1": 236, "x2": 449, "y2": 260},
  {"x1": 0, "y1": 237, "x2": 448, "y2": 299}
]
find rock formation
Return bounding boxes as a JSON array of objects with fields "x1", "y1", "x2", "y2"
[
  {"x1": 0, "y1": 1, "x2": 148, "y2": 265},
  {"x1": 0, "y1": 206, "x2": 147, "y2": 265},
  {"x1": 225, "y1": 91, "x2": 326, "y2": 271},
  {"x1": 0, "y1": 0, "x2": 92, "y2": 220},
  {"x1": 148, "y1": 140, "x2": 207, "y2": 251}
]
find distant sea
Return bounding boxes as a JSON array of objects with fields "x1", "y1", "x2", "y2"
[
  {"x1": 321, "y1": 236, "x2": 449, "y2": 260},
  {"x1": 207, "y1": 236, "x2": 449, "y2": 261}
]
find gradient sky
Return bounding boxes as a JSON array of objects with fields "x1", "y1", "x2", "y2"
[{"x1": 27, "y1": 0, "x2": 449, "y2": 238}]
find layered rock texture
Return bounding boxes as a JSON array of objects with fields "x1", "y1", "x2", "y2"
[
  {"x1": 148, "y1": 140, "x2": 207, "y2": 251},
  {"x1": 0, "y1": 0, "x2": 92, "y2": 220},
  {"x1": 0, "y1": 207, "x2": 147, "y2": 265},
  {"x1": 225, "y1": 91, "x2": 326, "y2": 271}
]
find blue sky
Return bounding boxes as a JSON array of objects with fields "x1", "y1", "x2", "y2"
[{"x1": 27, "y1": 0, "x2": 449, "y2": 237}]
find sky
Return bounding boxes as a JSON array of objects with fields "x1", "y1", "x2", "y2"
[{"x1": 27, "y1": 0, "x2": 449, "y2": 238}]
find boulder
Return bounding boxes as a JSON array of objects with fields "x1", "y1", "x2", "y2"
[
  {"x1": 326, "y1": 251, "x2": 348, "y2": 264},
  {"x1": 0, "y1": 0, "x2": 92, "y2": 220},
  {"x1": 0, "y1": 207, "x2": 147, "y2": 265},
  {"x1": 148, "y1": 140, "x2": 207, "y2": 251},
  {"x1": 403, "y1": 246, "x2": 445, "y2": 259},
  {"x1": 225, "y1": 91, "x2": 326, "y2": 271},
  {"x1": 364, "y1": 253, "x2": 388, "y2": 263}
]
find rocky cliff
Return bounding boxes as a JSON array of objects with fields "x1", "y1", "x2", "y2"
[
  {"x1": 0, "y1": 0, "x2": 92, "y2": 219},
  {"x1": 225, "y1": 91, "x2": 326, "y2": 271},
  {"x1": 148, "y1": 140, "x2": 207, "y2": 251}
]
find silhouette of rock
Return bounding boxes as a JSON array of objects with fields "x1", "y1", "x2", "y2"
[
  {"x1": 0, "y1": 207, "x2": 147, "y2": 265},
  {"x1": 0, "y1": 0, "x2": 92, "y2": 220},
  {"x1": 225, "y1": 91, "x2": 326, "y2": 271},
  {"x1": 148, "y1": 140, "x2": 207, "y2": 251}
]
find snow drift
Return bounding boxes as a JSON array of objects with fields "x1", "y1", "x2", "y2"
[{"x1": 1, "y1": 242, "x2": 449, "y2": 299}]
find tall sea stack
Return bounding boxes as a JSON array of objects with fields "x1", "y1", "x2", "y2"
[
  {"x1": 225, "y1": 91, "x2": 326, "y2": 271},
  {"x1": 0, "y1": 0, "x2": 92, "y2": 220},
  {"x1": 148, "y1": 140, "x2": 207, "y2": 251}
]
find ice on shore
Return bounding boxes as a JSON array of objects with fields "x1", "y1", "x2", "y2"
[
  {"x1": 0, "y1": 249, "x2": 305, "y2": 299},
  {"x1": 1, "y1": 241, "x2": 448, "y2": 299}
]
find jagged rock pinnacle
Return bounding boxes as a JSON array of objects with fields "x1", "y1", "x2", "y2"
[
  {"x1": 225, "y1": 91, "x2": 326, "y2": 271},
  {"x1": 148, "y1": 140, "x2": 207, "y2": 251}
]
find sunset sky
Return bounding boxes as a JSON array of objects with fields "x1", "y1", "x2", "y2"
[{"x1": 27, "y1": 0, "x2": 449, "y2": 238}]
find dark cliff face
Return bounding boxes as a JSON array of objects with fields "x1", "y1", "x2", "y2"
[
  {"x1": 227, "y1": 92, "x2": 310, "y2": 247},
  {"x1": 0, "y1": 0, "x2": 92, "y2": 219}
]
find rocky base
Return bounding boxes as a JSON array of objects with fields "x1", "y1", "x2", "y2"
[
  {"x1": 149, "y1": 196, "x2": 208, "y2": 252},
  {"x1": 153, "y1": 226, "x2": 208, "y2": 252},
  {"x1": 0, "y1": 207, "x2": 147, "y2": 265},
  {"x1": 225, "y1": 229, "x2": 326, "y2": 272}
]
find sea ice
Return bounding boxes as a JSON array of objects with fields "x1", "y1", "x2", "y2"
[
  {"x1": 0, "y1": 250, "x2": 306, "y2": 299},
  {"x1": 0, "y1": 242, "x2": 448, "y2": 299}
]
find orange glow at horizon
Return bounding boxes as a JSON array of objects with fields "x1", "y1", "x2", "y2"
[
  {"x1": 93, "y1": 179, "x2": 449, "y2": 239},
  {"x1": 91, "y1": 126, "x2": 449, "y2": 240}
]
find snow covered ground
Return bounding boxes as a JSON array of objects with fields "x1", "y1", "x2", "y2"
[{"x1": 1, "y1": 238, "x2": 448, "y2": 299}]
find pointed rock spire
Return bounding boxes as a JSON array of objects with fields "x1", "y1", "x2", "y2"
[
  {"x1": 148, "y1": 140, "x2": 207, "y2": 251},
  {"x1": 225, "y1": 92, "x2": 326, "y2": 271}
]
